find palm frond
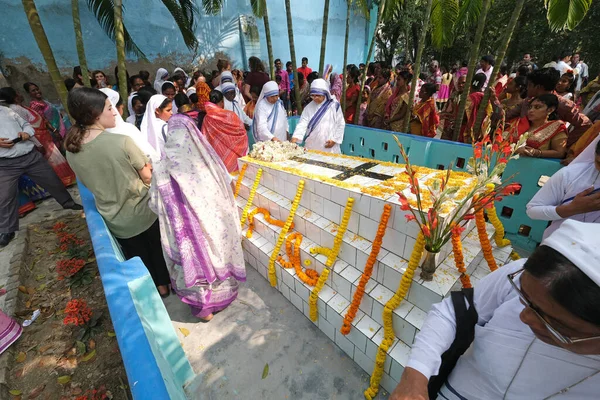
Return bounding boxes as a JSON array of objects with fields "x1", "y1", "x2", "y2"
[
  {"x1": 86, "y1": 0, "x2": 146, "y2": 59},
  {"x1": 200, "y1": 0, "x2": 224, "y2": 15},
  {"x1": 161, "y1": 0, "x2": 200, "y2": 50},
  {"x1": 250, "y1": 0, "x2": 266, "y2": 17},
  {"x1": 545, "y1": 0, "x2": 592, "y2": 31},
  {"x1": 430, "y1": 0, "x2": 459, "y2": 48},
  {"x1": 456, "y1": 0, "x2": 481, "y2": 31},
  {"x1": 381, "y1": 0, "x2": 404, "y2": 21},
  {"x1": 351, "y1": 0, "x2": 371, "y2": 18}
]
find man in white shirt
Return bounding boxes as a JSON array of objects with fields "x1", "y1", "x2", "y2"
[
  {"x1": 555, "y1": 50, "x2": 573, "y2": 76},
  {"x1": 0, "y1": 104, "x2": 80, "y2": 247},
  {"x1": 571, "y1": 53, "x2": 589, "y2": 98},
  {"x1": 475, "y1": 55, "x2": 495, "y2": 90},
  {"x1": 391, "y1": 220, "x2": 600, "y2": 400}
]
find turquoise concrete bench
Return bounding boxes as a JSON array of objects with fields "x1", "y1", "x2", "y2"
[
  {"x1": 249, "y1": 118, "x2": 562, "y2": 251},
  {"x1": 78, "y1": 183, "x2": 195, "y2": 399}
]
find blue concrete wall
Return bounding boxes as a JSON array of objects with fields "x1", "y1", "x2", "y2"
[
  {"x1": 2, "y1": 0, "x2": 370, "y2": 73},
  {"x1": 78, "y1": 183, "x2": 196, "y2": 399}
]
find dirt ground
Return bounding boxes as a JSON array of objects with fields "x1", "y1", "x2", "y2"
[{"x1": 6, "y1": 215, "x2": 128, "y2": 400}]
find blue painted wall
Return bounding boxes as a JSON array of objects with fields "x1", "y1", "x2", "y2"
[{"x1": 1, "y1": 0, "x2": 370, "y2": 74}]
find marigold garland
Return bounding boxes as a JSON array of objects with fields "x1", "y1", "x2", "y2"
[
  {"x1": 475, "y1": 207, "x2": 498, "y2": 272},
  {"x1": 233, "y1": 163, "x2": 248, "y2": 198},
  {"x1": 364, "y1": 232, "x2": 425, "y2": 400},
  {"x1": 240, "y1": 168, "x2": 263, "y2": 227},
  {"x1": 246, "y1": 207, "x2": 292, "y2": 238},
  {"x1": 487, "y1": 203, "x2": 511, "y2": 248},
  {"x1": 277, "y1": 232, "x2": 320, "y2": 286},
  {"x1": 309, "y1": 267, "x2": 330, "y2": 321},
  {"x1": 341, "y1": 204, "x2": 392, "y2": 335},
  {"x1": 311, "y1": 197, "x2": 355, "y2": 267},
  {"x1": 268, "y1": 180, "x2": 305, "y2": 287},
  {"x1": 451, "y1": 226, "x2": 472, "y2": 289}
]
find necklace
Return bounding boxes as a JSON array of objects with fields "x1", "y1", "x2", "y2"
[{"x1": 503, "y1": 338, "x2": 600, "y2": 399}]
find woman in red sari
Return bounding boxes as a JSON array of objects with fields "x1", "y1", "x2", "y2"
[
  {"x1": 458, "y1": 73, "x2": 491, "y2": 143},
  {"x1": 510, "y1": 94, "x2": 568, "y2": 159},
  {"x1": 344, "y1": 66, "x2": 361, "y2": 123},
  {"x1": 0, "y1": 87, "x2": 76, "y2": 186},
  {"x1": 201, "y1": 90, "x2": 248, "y2": 172},
  {"x1": 410, "y1": 83, "x2": 439, "y2": 137}
]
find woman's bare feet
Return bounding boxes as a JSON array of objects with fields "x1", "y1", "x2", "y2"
[
  {"x1": 199, "y1": 313, "x2": 214, "y2": 322},
  {"x1": 158, "y1": 285, "x2": 170, "y2": 297}
]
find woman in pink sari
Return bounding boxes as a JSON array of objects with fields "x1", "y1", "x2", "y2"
[
  {"x1": 149, "y1": 114, "x2": 246, "y2": 321},
  {"x1": 24, "y1": 82, "x2": 68, "y2": 149}
]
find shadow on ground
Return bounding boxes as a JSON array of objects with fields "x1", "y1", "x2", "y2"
[{"x1": 163, "y1": 267, "x2": 390, "y2": 400}]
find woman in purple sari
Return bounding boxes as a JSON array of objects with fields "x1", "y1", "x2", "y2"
[{"x1": 149, "y1": 114, "x2": 246, "y2": 321}]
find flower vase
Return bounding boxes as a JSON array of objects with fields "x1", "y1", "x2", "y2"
[{"x1": 420, "y1": 249, "x2": 440, "y2": 281}]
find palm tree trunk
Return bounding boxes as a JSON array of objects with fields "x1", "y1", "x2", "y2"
[
  {"x1": 71, "y1": 0, "x2": 90, "y2": 88},
  {"x1": 353, "y1": 0, "x2": 385, "y2": 124},
  {"x1": 284, "y1": 0, "x2": 303, "y2": 115},
  {"x1": 472, "y1": 0, "x2": 525, "y2": 138},
  {"x1": 341, "y1": 0, "x2": 351, "y2": 112},
  {"x1": 113, "y1": 0, "x2": 128, "y2": 119},
  {"x1": 402, "y1": 0, "x2": 435, "y2": 132},
  {"x1": 263, "y1": 8, "x2": 275, "y2": 81},
  {"x1": 318, "y1": 0, "x2": 331, "y2": 75},
  {"x1": 452, "y1": 0, "x2": 493, "y2": 141},
  {"x1": 21, "y1": 0, "x2": 69, "y2": 114}
]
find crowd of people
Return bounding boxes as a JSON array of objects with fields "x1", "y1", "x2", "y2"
[{"x1": 1, "y1": 50, "x2": 600, "y2": 398}]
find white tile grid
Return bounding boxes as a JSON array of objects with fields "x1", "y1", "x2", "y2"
[
  {"x1": 322, "y1": 198, "x2": 341, "y2": 225},
  {"x1": 315, "y1": 181, "x2": 332, "y2": 200},
  {"x1": 310, "y1": 193, "x2": 325, "y2": 215},
  {"x1": 355, "y1": 314, "x2": 381, "y2": 340},
  {"x1": 334, "y1": 330, "x2": 355, "y2": 359},
  {"x1": 381, "y1": 227, "x2": 407, "y2": 259},
  {"x1": 331, "y1": 270, "x2": 352, "y2": 301},
  {"x1": 302, "y1": 301, "x2": 317, "y2": 326}
]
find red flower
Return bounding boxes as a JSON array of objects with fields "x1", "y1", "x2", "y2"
[
  {"x1": 427, "y1": 208, "x2": 438, "y2": 230},
  {"x1": 397, "y1": 193, "x2": 410, "y2": 211},
  {"x1": 492, "y1": 143, "x2": 499, "y2": 152},
  {"x1": 63, "y1": 299, "x2": 92, "y2": 326},
  {"x1": 452, "y1": 225, "x2": 466, "y2": 236},
  {"x1": 502, "y1": 183, "x2": 521, "y2": 195},
  {"x1": 463, "y1": 214, "x2": 475, "y2": 220},
  {"x1": 498, "y1": 157, "x2": 508, "y2": 164},
  {"x1": 56, "y1": 258, "x2": 86, "y2": 280},
  {"x1": 422, "y1": 225, "x2": 431, "y2": 237},
  {"x1": 502, "y1": 145, "x2": 512, "y2": 155},
  {"x1": 474, "y1": 146, "x2": 482, "y2": 159},
  {"x1": 405, "y1": 214, "x2": 416, "y2": 222}
]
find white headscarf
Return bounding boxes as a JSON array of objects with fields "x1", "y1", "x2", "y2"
[
  {"x1": 141, "y1": 94, "x2": 169, "y2": 155},
  {"x1": 154, "y1": 68, "x2": 169, "y2": 93},
  {"x1": 221, "y1": 82, "x2": 236, "y2": 94},
  {"x1": 570, "y1": 129, "x2": 599, "y2": 165},
  {"x1": 220, "y1": 71, "x2": 234, "y2": 85},
  {"x1": 173, "y1": 67, "x2": 191, "y2": 88},
  {"x1": 542, "y1": 219, "x2": 600, "y2": 287},
  {"x1": 309, "y1": 78, "x2": 333, "y2": 101},
  {"x1": 99, "y1": 88, "x2": 158, "y2": 160},
  {"x1": 257, "y1": 81, "x2": 280, "y2": 105}
]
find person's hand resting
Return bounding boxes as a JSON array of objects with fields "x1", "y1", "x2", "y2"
[
  {"x1": 389, "y1": 367, "x2": 429, "y2": 400},
  {"x1": 557, "y1": 187, "x2": 600, "y2": 217},
  {"x1": 325, "y1": 140, "x2": 336, "y2": 148},
  {"x1": 0, "y1": 138, "x2": 14, "y2": 149}
]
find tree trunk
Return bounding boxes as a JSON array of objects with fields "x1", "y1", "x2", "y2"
[
  {"x1": 318, "y1": 0, "x2": 330, "y2": 75},
  {"x1": 284, "y1": 0, "x2": 303, "y2": 115},
  {"x1": 263, "y1": 7, "x2": 275, "y2": 81},
  {"x1": 402, "y1": 0, "x2": 434, "y2": 133},
  {"x1": 472, "y1": 0, "x2": 526, "y2": 138},
  {"x1": 451, "y1": 0, "x2": 493, "y2": 141},
  {"x1": 341, "y1": 0, "x2": 351, "y2": 112},
  {"x1": 113, "y1": 0, "x2": 128, "y2": 119},
  {"x1": 71, "y1": 0, "x2": 90, "y2": 88},
  {"x1": 353, "y1": 0, "x2": 385, "y2": 124},
  {"x1": 21, "y1": 0, "x2": 69, "y2": 114}
]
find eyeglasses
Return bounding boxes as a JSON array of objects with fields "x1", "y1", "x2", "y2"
[{"x1": 507, "y1": 269, "x2": 600, "y2": 345}]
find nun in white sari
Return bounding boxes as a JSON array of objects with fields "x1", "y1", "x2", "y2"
[
  {"x1": 154, "y1": 67, "x2": 169, "y2": 93},
  {"x1": 216, "y1": 71, "x2": 246, "y2": 107},
  {"x1": 392, "y1": 220, "x2": 600, "y2": 400},
  {"x1": 222, "y1": 82, "x2": 252, "y2": 126},
  {"x1": 140, "y1": 94, "x2": 171, "y2": 157},
  {"x1": 526, "y1": 136, "x2": 600, "y2": 239},
  {"x1": 252, "y1": 81, "x2": 288, "y2": 142},
  {"x1": 99, "y1": 88, "x2": 157, "y2": 160},
  {"x1": 291, "y1": 78, "x2": 345, "y2": 153}
]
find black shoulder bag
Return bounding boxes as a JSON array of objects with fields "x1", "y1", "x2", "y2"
[{"x1": 427, "y1": 288, "x2": 478, "y2": 399}]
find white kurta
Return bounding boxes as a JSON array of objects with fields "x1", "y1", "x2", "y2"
[
  {"x1": 291, "y1": 100, "x2": 345, "y2": 153},
  {"x1": 253, "y1": 100, "x2": 288, "y2": 142},
  {"x1": 224, "y1": 99, "x2": 252, "y2": 126},
  {"x1": 526, "y1": 163, "x2": 600, "y2": 239},
  {"x1": 407, "y1": 260, "x2": 600, "y2": 399}
]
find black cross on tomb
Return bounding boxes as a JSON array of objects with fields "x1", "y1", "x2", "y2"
[{"x1": 290, "y1": 157, "x2": 394, "y2": 182}]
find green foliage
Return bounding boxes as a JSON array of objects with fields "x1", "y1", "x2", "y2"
[
  {"x1": 430, "y1": 0, "x2": 459, "y2": 48},
  {"x1": 545, "y1": 0, "x2": 593, "y2": 31},
  {"x1": 250, "y1": 0, "x2": 266, "y2": 18}
]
